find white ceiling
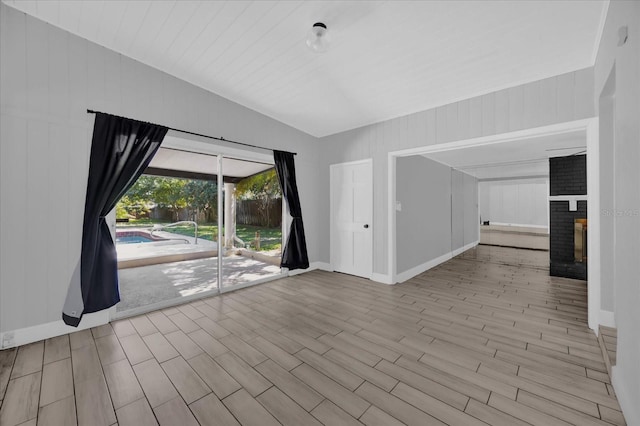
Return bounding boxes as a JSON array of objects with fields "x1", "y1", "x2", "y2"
[
  {"x1": 3, "y1": 1, "x2": 607, "y2": 137},
  {"x1": 422, "y1": 130, "x2": 586, "y2": 179},
  {"x1": 149, "y1": 147, "x2": 273, "y2": 179}
]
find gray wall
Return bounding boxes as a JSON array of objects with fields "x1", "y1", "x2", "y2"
[
  {"x1": 593, "y1": 1, "x2": 640, "y2": 423},
  {"x1": 463, "y1": 173, "x2": 479, "y2": 245},
  {"x1": 451, "y1": 170, "x2": 465, "y2": 250},
  {"x1": 479, "y1": 179, "x2": 549, "y2": 228},
  {"x1": 320, "y1": 68, "x2": 594, "y2": 276},
  {"x1": 396, "y1": 156, "x2": 477, "y2": 275},
  {"x1": 396, "y1": 157, "x2": 451, "y2": 273},
  {"x1": 0, "y1": 4, "x2": 322, "y2": 334}
]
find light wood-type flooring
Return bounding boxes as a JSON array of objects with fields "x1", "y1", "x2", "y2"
[{"x1": 0, "y1": 245, "x2": 626, "y2": 425}]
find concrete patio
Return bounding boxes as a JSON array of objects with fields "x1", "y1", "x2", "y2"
[{"x1": 115, "y1": 228, "x2": 282, "y2": 313}]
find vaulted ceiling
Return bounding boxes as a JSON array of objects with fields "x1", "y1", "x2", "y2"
[{"x1": 3, "y1": 1, "x2": 608, "y2": 137}]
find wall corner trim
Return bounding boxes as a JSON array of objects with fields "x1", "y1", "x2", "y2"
[
  {"x1": 612, "y1": 366, "x2": 639, "y2": 426},
  {"x1": 451, "y1": 241, "x2": 480, "y2": 258},
  {"x1": 599, "y1": 310, "x2": 616, "y2": 328},
  {"x1": 395, "y1": 241, "x2": 478, "y2": 284},
  {"x1": 371, "y1": 273, "x2": 394, "y2": 285}
]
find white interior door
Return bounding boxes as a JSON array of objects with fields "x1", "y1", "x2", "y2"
[{"x1": 330, "y1": 159, "x2": 373, "y2": 278}]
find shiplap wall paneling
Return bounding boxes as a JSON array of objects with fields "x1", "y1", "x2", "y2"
[
  {"x1": 463, "y1": 173, "x2": 479, "y2": 245},
  {"x1": 26, "y1": 15, "x2": 48, "y2": 117},
  {"x1": 457, "y1": 100, "x2": 470, "y2": 141},
  {"x1": 49, "y1": 123, "x2": 72, "y2": 323},
  {"x1": 481, "y1": 180, "x2": 548, "y2": 227},
  {"x1": 539, "y1": 77, "x2": 558, "y2": 125},
  {"x1": 481, "y1": 93, "x2": 496, "y2": 136},
  {"x1": 556, "y1": 72, "x2": 575, "y2": 123},
  {"x1": 451, "y1": 170, "x2": 465, "y2": 250},
  {"x1": 87, "y1": 45, "x2": 107, "y2": 116},
  {"x1": 2, "y1": 5, "x2": 27, "y2": 113},
  {"x1": 523, "y1": 80, "x2": 542, "y2": 129},
  {"x1": 574, "y1": 69, "x2": 593, "y2": 119},
  {"x1": 1, "y1": 117, "x2": 28, "y2": 333},
  {"x1": 468, "y1": 96, "x2": 483, "y2": 139},
  {"x1": 0, "y1": 5, "x2": 322, "y2": 336},
  {"x1": 25, "y1": 120, "x2": 49, "y2": 328},
  {"x1": 104, "y1": 48, "x2": 122, "y2": 115},
  {"x1": 321, "y1": 67, "x2": 593, "y2": 275},
  {"x1": 501, "y1": 185, "x2": 519, "y2": 224},
  {"x1": 69, "y1": 31, "x2": 89, "y2": 120},
  {"x1": 494, "y1": 89, "x2": 510, "y2": 134},
  {"x1": 49, "y1": 26, "x2": 69, "y2": 120},
  {"x1": 446, "y1": 103, "x2": 459, "y2": 143},
  {"x1": 507, "y1": 85, "x2": 525, "y2": 130}
]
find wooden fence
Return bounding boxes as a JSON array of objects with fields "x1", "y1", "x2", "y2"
[
  {"x1": 236, "y1": 198, "x2": 282, "y2": 227},
  {"x1": 148, "y1": 198, "x2": 282, "y2": 227}
]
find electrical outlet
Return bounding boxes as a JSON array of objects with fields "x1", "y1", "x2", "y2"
[
  {"x1": 396, "y1": 201, "x2": 402, "y2": 212},
  {"x1": 2, "y1": 331, "x2": 15, "y2": 349}
]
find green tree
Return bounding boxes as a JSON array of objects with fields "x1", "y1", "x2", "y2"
[
  {"x1": 117, "y1": 175, "x2": 218, "y2": 222},
  {"x1": 184, "y1": 179, "x2": 217, "y2": 222},
  {"x1": 149, "y1": 177, "x2": 188, "y2": 221},
  {"x1": 236, "y1": 169, "x2": 281, "y2": 227}
]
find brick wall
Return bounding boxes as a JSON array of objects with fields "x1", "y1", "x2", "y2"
[
  {"x1": 549, "y1": 155, "x2": 587, "y2": 196},
  {"x1": 549, "y1": 200, "x2": 587, "y2": 280},
  {"x1": 549, "y1": 154, "x2": 587, "y2": 280}
]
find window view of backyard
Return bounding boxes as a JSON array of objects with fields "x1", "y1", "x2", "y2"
[
  {"x1": 114, "y1": 165, "x2": 283, "y2": 314},
  {"x1": 116, "y1": 171, "x2": 282, "y2": 253}
]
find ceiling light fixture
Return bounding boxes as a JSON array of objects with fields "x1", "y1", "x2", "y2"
[{"x1": 306, "y1": 22, "x2": 329, "y2": 53}]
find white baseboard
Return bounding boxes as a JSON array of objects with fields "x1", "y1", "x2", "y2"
[
  {"x1": 599, "y1": 310, "x2": 616, "y2": 328},
  {"x1": 488, "y1": 222, "x2": 548, "y2": 229},
  {"x1": 452, "y1": 241, "x2": 479, "y2": 257},
  {"x1": 1, "y1": 310, "x2": 110, "y2": 349},
  {"x1": 396, "y1": 241, "x2": 479, "y2": 284},
  {"x1": 612, "y1": 366, "x2": 639, "y2": 426},
  {"x1": 295, "y1": 263, "x2": 394, "y2": 285},
  {"x1": 287, "y1": 261, "x2": 332, "y2": 276},
  {"x1": 396, "y1": 252, "x2": 452, "y2": 283},
  {"x1": 371, "y1": 273, "x2": 394, "y2": 285}
]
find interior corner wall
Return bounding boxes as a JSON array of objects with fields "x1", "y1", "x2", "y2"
[
  {"x1": 395, "y1": 156, "x2": 477, "y2": 276},
  {"x1": 450, "y1": 170, "x2": 465, "y2": 250},
  {"x1": 319, "y1": 66, "x2": 594, "y2": 278},
  {"x1": 0, "y1": 4, "x2": 321, "y2": 336},
  {"x1": 479, "y1": 178, "x2": 549, "y2": 228},
  {"x1": 463, "y1": 173, "x2": 479, "y2": 245},
  {"x1": 593, "y1": 1, "x2": 640, "y2": 424}
]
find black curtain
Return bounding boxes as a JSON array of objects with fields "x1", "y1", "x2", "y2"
[
  {"x1": 274, "y1": 150, "x2": 309, "y2": 270},
  {"x1": 63, "y1": 113, "x2": 167, "y2": 326}
]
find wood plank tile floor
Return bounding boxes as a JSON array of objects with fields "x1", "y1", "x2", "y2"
[{"x1": 0, "y1": 245, "x2": 627, "y2": 425}]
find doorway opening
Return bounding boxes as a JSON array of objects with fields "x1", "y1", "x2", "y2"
[
  {"x1": 388, "y1": 118, "x2": 600, "y2": 329},
  {"x1": 113, "y1": 139, "x2": 285, "y2": 317}
]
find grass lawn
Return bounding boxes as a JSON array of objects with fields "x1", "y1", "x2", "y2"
[{"x1": 117, "y1": 218, "x2": 282, "y2": 251}]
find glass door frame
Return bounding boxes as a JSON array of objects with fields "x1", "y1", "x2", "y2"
[{"x1": 110, "y1": 131, "x2": 288, "y2": 320}]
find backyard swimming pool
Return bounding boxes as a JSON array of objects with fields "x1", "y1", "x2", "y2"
[{"x1": 116, "y1": 235, "x2": 155, "y2": 244}]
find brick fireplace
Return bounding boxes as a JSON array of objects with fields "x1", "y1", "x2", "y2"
[{"x1": 549, "y1": 154, "x2": 587, "y2": 280}]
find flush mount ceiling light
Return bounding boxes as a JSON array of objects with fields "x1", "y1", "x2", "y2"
[{"x1": 306, "y1": 22, "x2": 329, "y2": 53}]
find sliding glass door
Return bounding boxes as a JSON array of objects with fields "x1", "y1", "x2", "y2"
[
  {"x1": 220, "y1": 162, "x2": 283, "y2": 290},
  {"x1": 114, "y1": 150, "x2": 221, "y2": 314},
  {"x1": 114, "y1": 143, "x2": 284, "y2": 317}
]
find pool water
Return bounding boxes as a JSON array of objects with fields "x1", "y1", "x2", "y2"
[{"x1": 116, "y1": 235, "x2": 155, "y2": 244}]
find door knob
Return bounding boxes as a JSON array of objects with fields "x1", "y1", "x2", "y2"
[{"x1": 364, "y1": 224, "x2": 369, "y2": 229}]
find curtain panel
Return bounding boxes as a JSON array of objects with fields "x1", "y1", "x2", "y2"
[
  {"x1": 274, "y1": 150, "x2": 309, "y2": 270},
  {"x1": 62, "y1": 113, "x2": 167, "y2": 326}
]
